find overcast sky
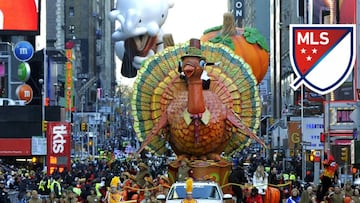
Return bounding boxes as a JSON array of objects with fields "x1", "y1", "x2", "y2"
[
  {"x1": 162, "y1": 0, "x2": 228, "y2": 43},
  {"x1": 116, "y1": 1, "x2": 228, "y2": 86}
]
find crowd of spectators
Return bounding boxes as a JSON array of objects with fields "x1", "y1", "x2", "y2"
[
  {"x1": 229, "y1": 155, "x2": 360, "y2": 203},
  {"x1": 1, "y1": 153, "x2": 359, "y2": 203},
  {"x1": 0, "y1": 156, "x2": 170, "y2": 203}
]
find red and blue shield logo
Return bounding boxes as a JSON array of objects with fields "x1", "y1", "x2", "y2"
[{"x1": 289, "y1": 24, "x2": 356, "y2": 95}]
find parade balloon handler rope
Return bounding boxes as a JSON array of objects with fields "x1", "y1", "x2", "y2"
[
  {"x1": 121, "y1": 181, "x2": 291, "y2": 193},
  {"x1": 221, "y1": 181, "x2": 292, "y2": 190},
  {"x1": 122, "y1": 183, "x2": 171, "y2": 192}
]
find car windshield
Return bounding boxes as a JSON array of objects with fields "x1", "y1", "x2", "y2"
[{"x1": 167, "y1": 185, "x2": 221, "y2": 200}]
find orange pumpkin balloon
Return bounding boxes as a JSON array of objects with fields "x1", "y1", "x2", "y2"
[{"x1": 200, "y1": 12, "x2": 269, "y2": 84}]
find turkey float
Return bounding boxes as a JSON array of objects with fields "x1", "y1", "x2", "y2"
[{"x1": 132, "y1": 38, "x2": 264, "y2": 184}]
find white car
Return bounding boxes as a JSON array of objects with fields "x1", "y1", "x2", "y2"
[{"x1": 157, "y1": 181, "x2": 233, "y2": 203}]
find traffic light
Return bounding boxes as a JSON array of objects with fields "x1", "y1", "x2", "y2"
[
  {"x1": 80, "y1": 122, "x2": 87, "y2": 131},
  {"x1": 341, "y1": 147, "x2": 348, "y2": 162},
  {"x1": 45, "y1": 97, "x2": 50, "y2": 106},
  {"x1": 309, "y1": 150, "x2": 315, "y2": 162},
  {"x1": 42, "y1": 120, "x2": 47, "y2": 132}
]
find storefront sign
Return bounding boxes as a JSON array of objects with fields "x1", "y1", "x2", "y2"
[
  {"x1": 233, "y1": 0, "x2": 244, "y2": 22},
  {"x1": 0, "y1": 138, "x2": 31, "y2": 156},
  {"x1": 324, "y1": 101, "x2": 356, "y2": 131}
]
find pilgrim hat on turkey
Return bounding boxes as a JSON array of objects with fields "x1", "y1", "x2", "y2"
[{"x1": 181, "y1": 38, "x2": 206, "y2": 61}]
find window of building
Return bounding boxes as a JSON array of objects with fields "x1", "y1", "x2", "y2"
[
  {"x1": 68, "y1": 25, "x2": 75, "y2": 33},
  {"x1": 69, "y1": 7, "x2": 74, "y2": 17}
]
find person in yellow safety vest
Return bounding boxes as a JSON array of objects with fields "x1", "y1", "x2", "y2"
[
  {"x1": 38, "y1": 179, "x2": 46, "y2": 195},
  {"x1": 289, "y1": 172, "x2": 296, "y2": 182},
  {"x1": 38, "y1": 177, "x2": 51, "y2": 195},
  {"x1": 72, "y1": 187, "x2": 82, "y2": 197},
  {"x1": 50, "y1": 176, "x2": 62, "y2": 198},
  {"x1": 47, "y1": 178, "x2": 51, "y2": 190},
  {"x1": 95, "y1": 182, "x2": 102, "y2": 197},
  {"x1": 265, "y1": 166, "x2": 271, "y2": 174},
  {"x1": 283, "y1": 173, "x2": 289, "y2": 182}
]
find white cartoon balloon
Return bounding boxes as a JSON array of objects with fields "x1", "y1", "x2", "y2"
[{"x1": 109, "y1": 0, "x2": 174, "y2": 78}]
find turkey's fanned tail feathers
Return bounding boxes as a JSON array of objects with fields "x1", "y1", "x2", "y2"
[{"x1": 132, "y1": 41, "x2": 261, "y2": 156}]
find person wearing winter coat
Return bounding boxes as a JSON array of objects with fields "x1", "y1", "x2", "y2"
[
  {"x1": 253, "y1": 165, "x2": 268, "y2": 196},
  {"x1": 286, "y1": 188, "x2": 300, "y2": 203},
  {"x1": 245, "y1": 187, "x2": 263, "y2": 203}
]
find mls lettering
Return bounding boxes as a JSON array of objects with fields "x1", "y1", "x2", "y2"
[
  {"x1": 297, "y1": 32, "x2": 329, "y2": 45},
  {"x1": 52, "y1": 125, "x2": 67, "y2": 154}
]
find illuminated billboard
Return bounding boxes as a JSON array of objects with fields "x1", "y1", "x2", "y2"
[{"x1": 0, "y1": 0, "x2": 40, "y2": 35}]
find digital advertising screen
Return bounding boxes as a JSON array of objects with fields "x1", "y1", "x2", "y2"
[{"x1": 0, "y1": 0, "x2": 40, "y2": 35}]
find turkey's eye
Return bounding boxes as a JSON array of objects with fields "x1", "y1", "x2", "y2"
[{"x1": 199, "y1": 60, "x2": 206, "y2": 68}]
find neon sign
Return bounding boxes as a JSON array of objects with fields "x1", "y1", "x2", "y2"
[{"x1": 65, "y1": 49, "x2": 73, "y2": 111}]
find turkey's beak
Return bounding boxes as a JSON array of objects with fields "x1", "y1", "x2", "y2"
[{"x1": 183, "y1": 64, "x2": 195, "y2": 78}]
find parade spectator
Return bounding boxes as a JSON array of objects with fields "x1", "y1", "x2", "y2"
[
  {"x1": 135, "y1": 162, "x2": 151, "y2": 188},
  {"x1": 245, "y1": 187, "x2": 263, "y2": 203},
  {"x1": 343, "y1": 181, "x2": 353, "y2": 198},
  {"x1": 157, "y1": 175, "x2": 170, "y2": 196},
  {"x1": 50, "y1": 176, "x2": 62, "y2": 199},
  {"x1": 18, "y1": 173, "x2": 32, "y2": 201},
  {"x1": 64, "y1": 188, "x2": 79, "y2": 203},
  {"x1": 228, "y1": 163, "x2": 247, "y2": 203},
  {"x1": 20, "y1": 191, "x2": 32, "y2": 203},
  {"x1": 327, "y1": 185, "x2": 344, "y2": 203},
  {"x1": 253, "y1": 165, "x2": 268, "y2": 197},
  {"x1": 97, "y1": 177, "x2": 107, "y2": 199},
  {"x1": 59, "y1": 190, "x2": 68, "y2": 203},
  {"x1": 304, "y1": 171, "x2": 314, "y2": 183},
  {"x1": 86, "y1": 188, "x2": 100, "y2": 203},
  {"x1": 299, "y1": 185, "x2": 317, "y2": 203},
  {"x1": 178, "y1": 159, "x2": 191, "y2": 182},
  {"x1": 38, "y1": 176, "x2": 50, "y2": 195},
  {"x1": 128, "y1": 175, "x2": 140, "y2": 202},
  {"x1": 28, "y1": 190, "x2": 43, "y2": 203},
  {"x1": 352, "y1": 187, "x2": 360, "y2": 203},
  {"x1": 63, "y1": 170, "x2": 75, "y2": 189},
  {"x1": 45, "y1": 191, "x2": 59, "y2": 203},
  {"x1": 268, "y1": 166, "x2": 278, "y2": 185},
  {"x1": 289, "y1": 171, "x2": 297, "y2": 183},
  {"x1": 141, "y1": 176, "x2": 154, "y2": 203},
  {"x1": 6, "y1": 174, "x2": 15, "y2": 189},
  {"x1": 286, "y1": 188, "x2": 300, "y2": 203},
  {"x1": 0, "y1": 179, "x2": 11, "y2": 203}
]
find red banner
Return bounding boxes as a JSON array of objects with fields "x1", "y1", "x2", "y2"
[
  {"x1": 0, "y1": 138, "x2": 31, "y2": 156},
  {"x1": 46, "y1": 122, "x2": 71, "y2": 175}
]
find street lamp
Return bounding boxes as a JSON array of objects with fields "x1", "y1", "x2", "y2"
[
  {"x1": 39, "y1": 78, "x2": 46, "y2": 169},
  {"x1": 38, "y1": 79, "x2": 45, "y2": 137},
  {"x1": 80, "y1": 78, "x2": 86, "y2": 159}
]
